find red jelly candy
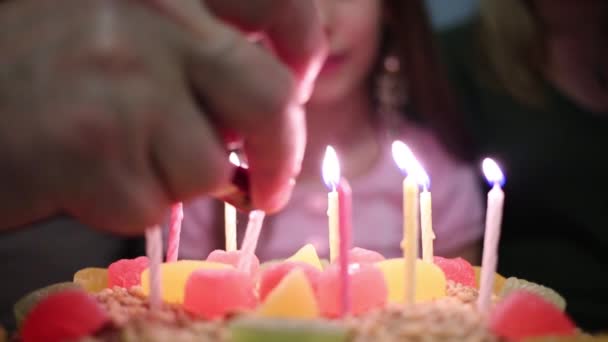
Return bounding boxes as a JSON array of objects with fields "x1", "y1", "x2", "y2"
[
  {"x1": 317, "y1": 263, "x2": 387, "y2": 318},
  {"x1": 433, "y1": 256, "x2": 475, "y2": 287},
  {"x1": 489, "y1": 290, "x2": 576, "y2": 341},
  {"x1": 21, "y1": 290, "x2": 109, "y2": 342},
  {"x1": 349, "y1": 247, "x2": 385, "y2": 264},
  {"x1": 108, "y1": 256, "x2": 149, "y2": 288},
  {"x1": 259, "y1": 261, "x2": 322, "y2": 301},
  {"x1": 206, "y1": 249, "x2": 260, "y2": 275},
  {"x1": 184, "y1": 268, "x2": 257, "y2": 319}
]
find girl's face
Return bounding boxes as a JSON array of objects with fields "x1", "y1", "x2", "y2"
[{"x1": 309, "y1": 0, "x2": 383, "y2": 106}]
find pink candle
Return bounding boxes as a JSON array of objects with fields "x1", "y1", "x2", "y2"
[
  {"x1": 237, "y1": 210, "x2": 266, "y2": 274},
  {"x1": 477, "y1": 158, "x2": 505, "y2": 313},
  {"x1": 166, "y1": 202, "x2": 184, "y2": 262},
  {"x1": 338, "y1": 179, "x2": 352, "y2": 316}
]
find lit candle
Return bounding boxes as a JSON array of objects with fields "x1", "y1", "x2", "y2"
[
  {"x1": 477, "y1": 158, "x2": 505, "y2": 313},
  {"x1": 392, "y1": 141, "x2": 424, "y2": 304},
  {"x1": 224, "y1": 152, "x2": 241, "y2": 251},
  {"x1": 322, "y1": 146, "x2": 352, "y2": 316},
  {"x1": 146, "y1": 225, "x2": 163, "y2": 310},
  {"x1": 166, "y1": 203, "x2": 184, "y2": 262},
  {"x1": 237, "y1": 210, "x2": 266, "y2": 274},
  {"x1": 323, "y1": 146, "x2": 340, "y2": 263}
]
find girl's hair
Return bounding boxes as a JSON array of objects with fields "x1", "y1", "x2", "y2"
[
  {"x1": 477, "y1": 0, "x2": 546, "y2": 108},
  {"x1": 381, "y1": 0, "x2": 473, "y2": 161}
]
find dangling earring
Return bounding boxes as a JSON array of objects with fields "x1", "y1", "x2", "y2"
[{"x1": 376, "y1": 54, "x2": 408, "y2": 138}]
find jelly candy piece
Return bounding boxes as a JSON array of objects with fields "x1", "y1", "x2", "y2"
[
  {"x1": 258, "y1": 269, "x2": 319, "y2": 319},
  {"x1": 14, "y1": 282, "x2": 81, "y2": 328},
  {"x1": 20, "y1": 289, "x2": 109, "y2": 342},
  {"x1": 376, "y1": 258, "x2": 446, "y2": 303},
  {"x1": 500, "y1": 277, "x2": 566, "y2": 311},
  {"x1": 108, "y1": 256, "x2": 149, "y2": 288},
  {"x1": 230, "y1": 317, "x2": 349, "y2": 342},
  {"x1": 206, "y1": 249, "x2": 260, "y2": 275},
  {"x1": 73, "y1": 267, "x2": 108, "y2": 293},
  {"x1": 259, "y1": 259, "x2": 282, "y2": 273},
  {"x1": 349, "y1": 247, "x2": 385, "y2": 264},
  {"x1": 489, "y1": 290, "x2": 576, "y2": 341},
  {"x1": 287, "y1": 244, "x2": 323, "y2": 271},
  {"x1": 141, "y1": 260, "x2": 231, "y2": 304},
  {"x1": 317, "y1": 263, "x2": 387, "y2": 318},
  {"x1": 259, "y1": 261, "x2": 322, "y2": 301},
  {"x1": 184, "y1": 268, "x2": 257, "y2": 319},
  {"x1": 473, "y1": 266, "x2": 506, "y2": 294},
  {"x1": 433, "y1": 256, "x2": 475, "y2": 287}
]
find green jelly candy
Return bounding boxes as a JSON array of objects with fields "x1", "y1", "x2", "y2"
[
  {"x1": 14, "y1": 282, "x2": 82, "y2": 327},
  {"x1": 500, "y1": 277, "x2": 566, "y2": 311},
  {"x1": 229, "y1": 318, "x2": 350, "y2": 342}
]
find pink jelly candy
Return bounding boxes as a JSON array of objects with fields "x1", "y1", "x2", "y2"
[
  {"x1": 184, "y1": 268, "x2": 257, "y2": 319},
  {"x1": 317, "y1": 263, "x2": 387, "y2": 318},
  {"x1": 259, "y1": 261, "x2": 322, "y2": 301},
  {"x1": 206, "y1": 249, "x2": 260, "y2": 275},
  {"x1": 489, "y1": 290, "x2": 576, "y2": 341},
  {"x1": 349, "y1": 247, "x2": 385, "y2": 264},
  {"x1": 108, "y1": 256, "x2": 149, "y2": 288},
  {"x1": 21, "y1": 290, "x2": 109, "y2": 342},
  {"x1": 433, "y1": 256, "x2": 475, "y2": 287}
]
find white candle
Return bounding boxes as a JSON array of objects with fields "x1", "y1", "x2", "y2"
[
  {"x1": 393, "y1": 141, "x2": 428, "y2": 305},
  {"x1": 225, "y1": 151, "x2": 243, "y2": 251},
  {"x1": 145, "y1": 226, "x2": 163, "y2": 310},
  {"x1": 323, "y1": 146, "x2": 341, "y2": 263},
  {"x1": 327, "y1": 190, "x2": 339, "y2": 262},
  {"x1": 477, "y1": 158, "x2": 505, "y2": 313},
  {"x1": 225, "y1": 203, "x2": 237, "y2": 251},
  {"x1": 402, "y1": 176, "x2": 419, "y2": 305}
]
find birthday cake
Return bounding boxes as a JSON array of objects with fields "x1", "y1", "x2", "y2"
[{"x1": 9, "y1": 244, "x2": 602, "y2": 342}]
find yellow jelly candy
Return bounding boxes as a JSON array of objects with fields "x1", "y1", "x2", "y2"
[
  {"x1": 376, "y1": 258, "x2": 446, "y2": 303},
  {"x1": 73, "y1": 268, "x2": 108, "y2": 293},
  {"x1": 473, "y1": 266, "x2": 506, "y2": 294},
  {"x1": 141, "y1": 260, "x2": 230, "y2": 304},
  {"x1": 258, "y1": 269, "x2": 319, "y2": 319},
  {"x1": 287, "y1": 244, "x2": 323, "y2": 271}
]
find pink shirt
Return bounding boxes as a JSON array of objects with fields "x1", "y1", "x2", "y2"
[{"x1": 177, "y1": 123, "x2": 483, "y2": 261}]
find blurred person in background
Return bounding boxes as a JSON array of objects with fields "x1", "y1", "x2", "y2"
[
  {"x1": 180, "y1": 0, "x2": 484, "y2": 266},
  {"x1": 440, "y1": 0, "x2": 607, "y2": 331}
]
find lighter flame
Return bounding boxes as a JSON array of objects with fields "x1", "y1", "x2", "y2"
[
  {"x1": 322, "y1": 146, "x2": 341, "y2": 190},
  {"x1": 229, "y1": 151, "x2": 241, "y2": 167},
  {"x1": 391, "y1": 141, "x2": 431, "y2": 189},
  {"x1": 482, "y1": 158, "x2": 505, "y2": 187}
]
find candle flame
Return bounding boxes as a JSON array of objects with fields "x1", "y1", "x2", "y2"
[
  {"x1": 482, "y1": 158, "x2": 505, "y2": 187},
  {"x1": 391, "y1": 141, "x2": 430, "y2": 189},
  {"x1": 322, "y1": 146, "x2": 340, "y2": 190}
]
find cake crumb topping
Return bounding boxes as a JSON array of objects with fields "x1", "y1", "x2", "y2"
[{"x1": 349, "y1": 298, "x2": 497, "y2": 342}]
